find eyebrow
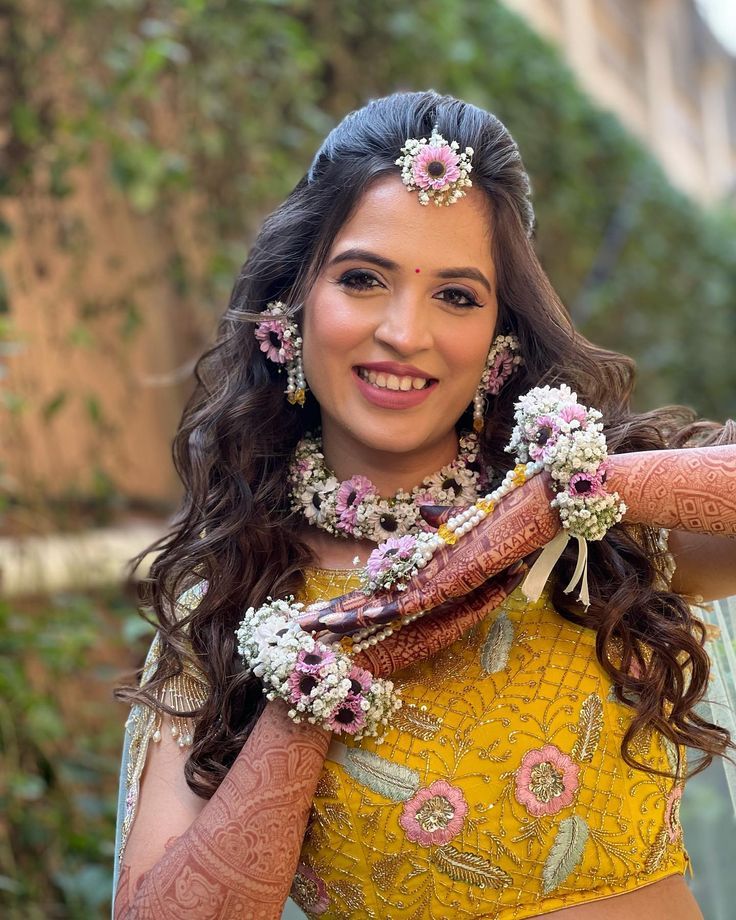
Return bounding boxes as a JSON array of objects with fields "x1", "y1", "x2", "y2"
[{"x1": 328, "y1": 247, "x2": 493, "y2": 294}]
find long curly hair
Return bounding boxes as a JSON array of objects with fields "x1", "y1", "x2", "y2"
[{"x1": 118, "y1": 90, "x2": 733, "y2": 798}]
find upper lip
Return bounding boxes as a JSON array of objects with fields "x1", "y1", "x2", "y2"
[{"x1": 355, "y1": 361, "x2": 436, "y2": 380}]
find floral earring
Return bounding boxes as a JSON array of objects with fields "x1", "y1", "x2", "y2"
[
  {"x1": 254, "y1": 301, "x2": 307, "y2": 406},
  {"x1": 473, "y1": 333, "x2": 523, "y2": 431}
]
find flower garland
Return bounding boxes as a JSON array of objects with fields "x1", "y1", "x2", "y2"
[
  {"x1": 288, "y1": 432, "x2": 484, "y2": 543},
  {"x1": 236, "y1": 384, "x2": 626, "y2": 737},
  {"x1": 236, "y1": 597, "x2": 400, "y2": 739},
  {"x1": 361, "y1": 385, "x2": 626, "y2": 606}
]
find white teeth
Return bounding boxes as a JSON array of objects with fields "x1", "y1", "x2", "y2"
[{"x1": 358, "y1": 367, "x2": 431, "y2": 391}]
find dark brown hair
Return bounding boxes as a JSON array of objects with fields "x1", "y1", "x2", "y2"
[{"x1": 118, "y1": 90, "x2": 733, "y2": 797}]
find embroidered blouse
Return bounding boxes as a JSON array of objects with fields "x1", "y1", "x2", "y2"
[{"x1": 114, "y1": 532, "x2": 689, "y2": 919}]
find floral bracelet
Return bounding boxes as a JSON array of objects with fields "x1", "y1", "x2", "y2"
[
  {"x1": 235, "y1": 598, "x2": 401, "y2": 738},
  {"x1": 362, "y1": 385, "x2": 626, "y2": 608}
]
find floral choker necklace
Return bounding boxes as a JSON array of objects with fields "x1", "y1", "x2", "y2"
[{"x1": 288, "y1": 432, "x2": 486, "y2": 543}]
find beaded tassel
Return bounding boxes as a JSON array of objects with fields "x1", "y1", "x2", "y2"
[{"x1": 152, "y1": 667, "x2": 209, "y2": 748}]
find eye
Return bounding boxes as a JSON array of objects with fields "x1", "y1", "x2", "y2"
[
  {"x1": 337, "y1": 269, "x2": 384, "y2": 291},
  {"x1": 435, "y1": 287, "x2": 482, "y2": 309}
]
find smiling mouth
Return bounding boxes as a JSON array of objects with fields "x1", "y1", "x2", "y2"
[{"x1": 356, "y1": 367, "x2": 436, "y2": 391}]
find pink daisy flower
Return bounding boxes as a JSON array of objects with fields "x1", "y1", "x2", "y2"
[
  {"x1": 366, "y1": 535, "x2": 417, "y2": 580},
  {"x1": 399, "y1": 780, "x2": 469, "y2": 847},
  {"x1": 568, "y1": 469, "x2": 606, "y2": 498},
  {"x1": 336, "y1": 474, "x2": 375, "y2": 532},
  {"x1": 514, "y1": 744, "x2": 580, "y2": 817},
  {"x1": 288, "y1": 668, "x2": 322, "y2": 703},
  {"x1": 411, "y1": 144, "x2": 461, "y2": 191},
  {"x1": 528, "y1": 415, "x2": 561, "y2": 461},
  {"x1": 291, "y1": 862, "x2": 330, "y2": 915},
  {"x1": 347, "y1": 664, "x2": 373, "y2": 696},
  {"x1": 486, "y1": 350, "x2": 516, "y2": 395},
  {"x1": 296, "y1": 647, "x2": 336, "y2": 675},
  {"x1": 326, "y1": 696, "x2": 365, "y2": 735},
  {"x1": 254, "y1": 318, "x2": 294, "y2": 364},
  {"x1": 559, "y1": 403, "x2": 588, "y2": 426}
]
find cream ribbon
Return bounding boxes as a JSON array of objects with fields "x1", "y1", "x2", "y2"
[{"x1": 521, "y1": 530, "x2": 591, "y2": 608}]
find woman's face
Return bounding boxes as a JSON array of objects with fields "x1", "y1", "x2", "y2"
[{"x1": 302, "y1": 175, "x2": 498, "y2": 469}]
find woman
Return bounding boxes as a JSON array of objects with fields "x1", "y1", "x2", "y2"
[{"x1": 113, "y1": 91, "x2": 736, "y2": 919}]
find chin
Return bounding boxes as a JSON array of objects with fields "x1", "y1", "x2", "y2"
[{"x1": 346, "y1": 411, "x2": 456, "y2": 455}]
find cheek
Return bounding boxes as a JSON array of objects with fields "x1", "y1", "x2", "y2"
[{"x1": 302, "y1": 285, "x2": 367, "y2": 372}]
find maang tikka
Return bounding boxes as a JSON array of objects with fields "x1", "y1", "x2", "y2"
[
  {"x1": 473, "y1": 334, "x2": 523, "y2": 431},
  {"x1": 254, "y1": 301, "x2": 307, "y2": 406}
]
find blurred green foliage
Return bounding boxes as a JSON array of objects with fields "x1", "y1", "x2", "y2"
[
  {"x1": 0, "y1": 589, "x2": 151, "y2": 918},
  {"x1": 5, "y1": 0, "x2": 735, "y2": 423}
]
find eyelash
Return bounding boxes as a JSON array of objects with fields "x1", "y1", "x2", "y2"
[{"x1": 336, "y1": 269, "x2": 482, "y2": 309}]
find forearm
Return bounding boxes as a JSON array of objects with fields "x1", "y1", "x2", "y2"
[
  {"x1": 115, "y1": 701, "x2": 330, "y2": 920},
  {"x1": 606, "y1": 445, "x2": 736, "y2": 536}
]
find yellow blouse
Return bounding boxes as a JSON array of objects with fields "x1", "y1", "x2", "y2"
[{"x1": 290, "y1": 567, "x2": 689, "y2": 920}]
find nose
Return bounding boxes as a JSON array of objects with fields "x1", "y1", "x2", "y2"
[{"x1": 373, "y1": 292, "x2": 433, "y2": 357}]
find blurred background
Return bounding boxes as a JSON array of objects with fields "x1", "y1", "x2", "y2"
[{"x1": 1, "y1": 0, "x2": 735, "y2": 917}]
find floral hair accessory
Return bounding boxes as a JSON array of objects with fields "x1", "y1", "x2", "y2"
[
  {"x1": 396, "y1": 126, "x2": 473, "y2": 207},
  {"x1": 235, "y1": 596, "x2": 401, "y2": 738},
  {"x1": 473, "y1": 333, "x2": 524, "y2": 431},
  {"x1": 254, "y1": 301, "x2": 306, "y2": 406}
]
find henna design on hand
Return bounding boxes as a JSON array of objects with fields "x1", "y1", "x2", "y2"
[
  {"x1": 353, "y1": 563, "x2": 527, "y2": 677},
  {"x1": 114, "y1": 703, "x2": 330, "y2": 920},
  {"x1": 301, "y1": 473, "x2": 558, "y2": 635},
  {"x1": 607, "y1": 446, "x2": 736, "y2": 536}
]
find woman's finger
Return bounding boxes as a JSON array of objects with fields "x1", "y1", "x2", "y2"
[
  {"x1": 302, "y1": 473, "x2": 558, "y2": 634},
  {"x1": 353, "y1": 562, "x2": 528, "y2": 678}
]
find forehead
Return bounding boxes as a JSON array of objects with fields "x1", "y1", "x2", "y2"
[{"x1": 328, "y1": 176, "x2": 495, "y2": 275}]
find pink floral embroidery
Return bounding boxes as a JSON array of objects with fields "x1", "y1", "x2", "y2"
[
  {"x1": 665, "y1": 784, "x2": 683, "y2": 843},
  {"x1": 515, "y1": 744, "x2": 580, "y2": 817},
  {"x1": 336, "y1": 474, "x2": 375, "y2": 531},
  {"x1": 399, "y1": 779, "x2": 469, "y2": 847},
  {"x1": 291, "y1": 862, "x2": 330, "y2": 915},
  {"x1": 411, "y1": 143, "x2": 461, "y2": 190}
]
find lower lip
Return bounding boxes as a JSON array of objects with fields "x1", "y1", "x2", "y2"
[{"x1": 352, "y1": 368, "x2": 437, "y2": 409}]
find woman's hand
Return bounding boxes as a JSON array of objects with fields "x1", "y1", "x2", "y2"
[
  {"x1": 298, "y1": 472, "x2": 559, "y2": 636},
  {"x1": 352, "y1": 561, "x2": 528, "y2": 678}
]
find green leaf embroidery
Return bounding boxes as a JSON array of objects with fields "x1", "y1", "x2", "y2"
[
  {"x1": 571, "y1": 693, "x2": 603, "y2": 762},
  {"x1": 433, "y1": 845, "x2": 513, "y2": 889},
  {"x1": 481, "y1": 612, "x2": 513, "y2": 674},
  {"x1": 542, "y1": 815, "x2": 589, "y2": 894},
  {"x1": 342, "y1": 748, "x2": 420, "y2": 802}
]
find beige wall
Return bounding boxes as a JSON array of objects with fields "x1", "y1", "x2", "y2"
[
  {"x1": 504, "y1": 0, "x2": 736, "y2": 203},
  {"x1": 2, "y1": 154, "x2": 209, "y2": 509}
]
